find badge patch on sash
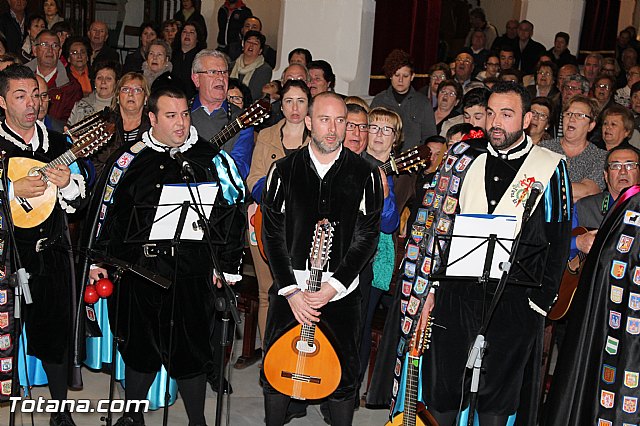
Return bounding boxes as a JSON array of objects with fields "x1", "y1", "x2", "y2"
[
  {"x1": 394, "y1": 359, "x2": 402, "y2": 377},
  {"x1": 400, "y1": 300, "x2": 408, "y2": 314},
  {"x1": 420, "y1": 257, "x2": 431, "y2": 276},
  {"x1": 623, "y1": 396, "x2": 638, "y2": 413},
  {"x1": 415, "y1": 277, "x2": 428, "y2": 295},
  {"x1": 103, "y1": 185, "x2": 114, "y2": 202},
  {"x1": 443, "y1": 196, "x2": 458, "y2": 215},
  {"x1": 436, "y1": 218, "x2": 452, "y2": 234},
  {"x1": 449, "y1": 176, "x2": 460, "y2": 194},
  {"x1": 117, "y1": 152, "x2": 134, "y2": 168},
  {"x1": 407, "y1": 296, "x2": 420, "y2": 315},
  {"x1": 606, "y1": 336, "x2": 619, "y2": 355},
  {"x1": 0, "y1": 312, "x2": 7, "y2": 329},
  {"x1": 402, "y1": 280, "x2": 412, "y2": 297},
  {"x1": 401, "y1": 317, "x2": 413, "y2": 335},
  {"x1": 411, "y1": 225, "x2": 424, "y2": 244},
  {"x1": 601, "y1": 390, "x2": 615, "y2": 408},
  {"x1": 624, "y1": 210, "x2": 640, "y2": 226},
  {"x1": 0, "y1": 379, "x2": 10, "y2": 395},
  {"x1": 85, "y1": 306, "x2": 96, "y2": 322},
  {"x1": 393, "y1": 378, "x2": 399, "y2": 397},
  {"x1": 611, "y1": 286, "x2": 624, "y2": 303},
  {"x1": 130, "y1": 141, "x2": 145, "y2": 153},
  {"x1": 627, "y1": 317, "x2": 640, "y2": 335},
  {"x1": 425, "y1": 213, "x2": 434, "y2": 229},
  {"x1": 438, "y1": 176, "x2": 450, "y2": 192},
  {"x1": 433, "y1": 195, "x2": 443, "y2": 210},
  {"x1": 610, "y1": 311, "x2": 621, "y2": 329},
  {"x1": 0, "y1": 290, "x2": 6, "y2": 305},
  {"x1": 406, "y1": 244, "x2": 419, "y2": 261},
  {"x1": 455, "y1": 155, "x2": 472, "y2": 172},
  {"x1": 416, "y1": 209, "x2": 427, "y2": 224},
  {"x1": 611, "y1": 261, "x2": 627, "y2": 279},
  {"x1": 423, "y1": 190, "x2": 435, "y2": 207},
  {"x1": 597, "y1": 420, "x2": 612, "y2": 426},
  {"x1": 444, "y1": 155, "x2": 457, "y2": 172},
  {"x1": 0, "y1": 334, "x2": 10, "y2": 350},
  {"x1": 602, "y1": 364, "x2": 616, "y2": 384},
  {"x1": 630, "y1": 293, "x2": 640, "y2": 311},
  {"x1": 109, "y1": 167, "x2": 123, "y2": 185},
  {"x1": 625, "y1": 371, "x2": 639, "y2": 388},
  {"x1": 618, "y1": 234, "x2": 635, "y2": 253},
  {"x1": 404, "y1": 262, "x2": 416, "y2": 279},
  {"x1": 396, "y1": 338, "x2": 405, "y2": 356},
  {"x1": 453, "y1": 142, "x2": 469, "y2": 154},
  {"x1": 0, "y1": 357, "x2": 10, "y2": 372}
]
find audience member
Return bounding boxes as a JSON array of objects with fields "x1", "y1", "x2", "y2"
[
  {"x1": 171, "y1": 22, "x2": 203, "y2": 100},
  {"x1": 228, "y1": 16, "x2": 277, "y2": 68},
  {"x1": 440, "y1": 85, "x2": 490, "y2": 137},
  {"x1": 227, "y1": 77, "x2": 252, "y2": 108},
  {"x1": 464, "y1": 8, "x2": 498, "y2": 50},
  {"x1": 434, "y1": 79, "x2": 462, "y2": 134},
  {"x1": 343, "y1": 102, "x2": 369, "y2": 154},
  {"x1": 491, "y1": 18, "x2": 519, "y2": 51},
  {"x1": 0, "y1": 0, "x2": 27, "y2": 56},
  {"x1": 554, "y1": 73, "x2": 589, "y2": 137},
  {"x1": 122, "y1": 22, "x2": 157, "y2": 74},
  {"x1": 43, "y1": 0, "x2": 63, "y2": 28},
  {"x1": 474, "y1": 52, "x2": 500, "y2": 82},
  {"x1": 424, "y1": 62, "x2": 450, "y2": 108},
  {"x1": 500, "y1": 68, "x2": 522, "y2": 84},
  {"x1": 595, "y1": 104, "x2": 634, "y2": 151},
  {"x1": 498, "y1": 45, "x2": 517, "y2": 72},
  {"x1": 68, "y1": 61, "x2": 119, "y2": 125},
  {"x1": 51, "y1": 21, "x2": 72, "y2": 65},
  {"x1": 230, "y1": 30, "x2": 272, "y2": 101},
  {"x1": 307, "y1": 59, "x2": 337, "y2": 97},
  {"x1": 88, "y1": 21, "x2": 120, "y2": 68},
  {"x1": 615, "y1": 65, "x2": 640, "y2": 107},
  {"x1": 527, "y1": 96, "x2": 555, "y2": 144},
  {"x1": 592, "y1": 74, "x2": 615, "y2": 111},
  {"x1": 453, "y1": 51, "x2": 474, "y2": 88},
  {"x1": 619, "y1": 47, "x2": 638, "y2": 88},
  {"x1": 262, "y1": 80, "x2": 281, "y2": 102},
  {"x1": 216, "y1": 0, "x2": 252, "y2": 52},
  {"x1": 288, "y1": 47, "x2": 312, "y2": 67},
  {"x1": 547, "y1": 32, "x2": 577, "y2": 67},
  {"x1": 528, "y1": 61, "x2": 559, "y2": 102},
  {"x1": 582, "y1": 53, "x2": 603, "y2": 86},
  {"x1": 515, "y1": 20, "x2": 546, "y2": 74},
  {"x1": 161, "y1": 19, "x2": 181, "y2": 47},
  {"x1": 64, "y1": 36, "x2": 92, "y2": 96},
  {"x1": 21, "y1": 14, "x2": 46, "y2": 63},
  {"x1": 174, "y1": 0, "x2": 207, "y2": 48}
]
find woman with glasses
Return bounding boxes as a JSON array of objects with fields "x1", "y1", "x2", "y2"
[
  {"x1": 527, "y1": 97, "x2": 555, "y2": 144},
  {"x1": 68, "y1": 61, "x2": 120, "y2": 126},
  {"x1": 434, "y1": 79, "x2": 462, "y2": 134},
  {"x1": 227, "y1": 77, "x2": 252, "y2": 109},
  {"x1": 592, "y1": 75, "x2": 616, "y2": 112},
  {"x1": 425, "y1": 63, "x2": 451, "y2": 108},
  {"x1": 123, "y1": 23, "x2": 158, "y2": 74},
  {"x1": 230, "y1": 30, "x2": 272, "y2": 102},
  {"x1": 541, "y1": 95, "x2": 607, "y2": 202},
  {"x1": 64, "y1": 36, "x2": 92, "y2": 96},
  {"x1": 246, "y1": 79, "x2": 311, "y2": 354},
  {"x1": 527, "y1": 61, "x2": 558, "y2": 101}
]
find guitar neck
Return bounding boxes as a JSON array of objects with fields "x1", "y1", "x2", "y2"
[
  {"x1": 403, "y1": 356, "x2": 419, "y2": 426},
  {"x1": 300, "y1": 266, "x2": 323, "y2": 346},
  {"x1": 46, "y1": 150, "x2": 78, "y2": 170},
  {"x1": 209, "y1": 118, "x2": 242, "y2": 150},
  {"x1": 380, "y1": 158, "x2": 395, "y2": 175}
]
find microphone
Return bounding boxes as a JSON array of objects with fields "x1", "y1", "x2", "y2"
[
  {"x1": 523, "y1": 181, "x2": 544, "y2": 218},
  {"x1": 169, "y1": 147, "x2": 195, "y2": 179}
]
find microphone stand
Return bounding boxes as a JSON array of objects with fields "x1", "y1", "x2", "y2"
[
  {"x1": 181, "y1": 163, "x2": 241, "y2": 426},
  {"x1": 464, "y1": 191, "x2": 541, "y2": 426}
]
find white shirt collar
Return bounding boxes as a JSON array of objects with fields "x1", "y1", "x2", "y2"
[
  {"x1": 142, "y1": 125, "x2": 199, "y2": 153},
  {"x1": 0, "y1": 120, "x2": 48, "y2": 152},
  {"x1": 36, "y1": 66, "x2": 57, "y2": 83},
  {"x1": 308, "y1": 143, "x2": 342, "y2": 179}
]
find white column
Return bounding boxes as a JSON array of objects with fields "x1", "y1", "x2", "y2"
[{"x1": 519, "y1": 0, "x2": 586, "y2": 55}]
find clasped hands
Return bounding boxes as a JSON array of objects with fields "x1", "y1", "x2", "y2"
[{"x1": 287, "y1": 282, "x2": 337, "y2": 326}]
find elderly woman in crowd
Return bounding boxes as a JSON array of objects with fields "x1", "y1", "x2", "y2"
[
  {"x1": 123, "y1": 22, "x2": 158, "y2": 74},
  {"x1": 527, "y1": 96, "x2": 555, "y2": 144},
  {"x1": 425, "y1": 62, "x2": 451, "y2": 108},
  {"x1": 595, "y1": 104, "x2": 635, "y2": 151},
  {"x1": 541, "y1": 95, "x2": 607, "y2": 202},
  {"x1": 246, "y1": 79, "x2": 312, "y2": 351},
  {"x1": 230, "y1": 30, "x2": 273, "y2": 102},
  {"x1": 68, "y1": 61, "x2": 120, "y2": 125},
  {"x1": 434, "y1": 79, "x2": 462, "y2": 134},
  {"x1": 142, "y1": 39, "x2": 173, "y2": 89},
  {"x1": 527, "y1": 61, "x2": 558, "y2": 101},
  {"x1": 593, "y1": 74, "x2": 616, "y2": 112},
  {"x1": 65, "y1": 36, "x2": 92, "y2": 96}
]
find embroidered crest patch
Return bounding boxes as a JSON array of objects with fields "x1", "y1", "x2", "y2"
[
  {"x1": 414, "y1": 276, "x2": 428, "y2": 295},
  {"x1": 453, "y1": 142, "x2": 469, "y2": 154},
  {"x1": 627, "y1": 317, "x2": 640, "y2": 335},
  {"x1": 0, "y1": 312, "x2": 8, "y2": 329},
  {"x1": 109, "y1": 167, "x2": 123, "y2": 185},
  {"x1": 437, "y1": 176, "x2": 450, "y2": 192},
  {"x1": 117, "y1": 152, "x2": 134, "y2": 168},
  {"x1": 618, "y1": 234, "x2": 635, "y2": 253},
  {"x1": 407, "y1": 296, "x2": 420, "y2": 315},
  {"x1": 0, "y1": 357, "x2": 11, "y2": 372},
  {"x1": 606, "y1": 336, "x2": 619, "y2": 355},
  {"x1": 611, "y1": 260, "x2": 627, "y2": 279},
  {"x1": 130, "y1": 141, "x2": 145, "y2": 154},
  {"x1": 0, "y1": 334, "x2": 10, "y2": 350},
  {"x1": 449, "y1": 176, "x2": 461, "y2": 194},
  {"x1": 406, "y1": 244, "x2": 419, "y2": 261},
  {"x1": 602, "y1": 364, "x2": 616, "y2": 384},
  {"x1": 103, "y1": 185, "x2": 114, "y2": 202},
  {"x1": 623, "y1": 396, "x2": 638, "y2": 413},
  {"x1": 420, "y1": 257, "x2": 431, "y2": 276},
  {"x1": 455, "y1": 155, "x2": 472, "y2": 172},
  {"x1": 630, "y1": 293, "x2": 640, "y2": 311},
  {"x1": 601, "y1": 390, "x2": 615, "y2": 408},
  {"x1": 404, "y1": 261, "x2": 416, "y2": 279},
  {"x1": 0, "y1": 290, "x2": 6, "y2": 305},
  {"x1": 0, "y1": 379, "x2": 10, "y2": 395},
  {"x1": 423, "y1": 190, "x2": 435, "y2": 207},
  {"x1": 625, "y1": 371, "x2": 639, "y2": 388},
  {"x1": 416, "y1": 209, "x2": 427, "y2": 224},
  {"x1": 510, "y1": 176, "x2": 536, "y2": 207},
  {"x1": 624, "y1": 210, "x2": 640, "y2": 226},
  {"x1": 610, "y1": 311, "x2": 621, "y2": 329},
  {"x1": 443, "y1": 196, "x2": 458, "y2": 215},
  {"x1": 611, "y1": 285, "x2": 624, "y2": 303},
  {"x1": 444, "y1": 155, "x2": 457, "y2": 172},
  {"x1": 401, "y1": 316, "x2": 413, "y2": 335}
]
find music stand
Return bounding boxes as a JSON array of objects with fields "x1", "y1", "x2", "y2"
[{"x1": 428, "y1": 228, "x2": 549, "y2": 425}]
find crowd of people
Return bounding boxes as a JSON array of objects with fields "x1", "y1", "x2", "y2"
[{"x1": 0, "y1": 0, "x2": 638, "y2": 425}]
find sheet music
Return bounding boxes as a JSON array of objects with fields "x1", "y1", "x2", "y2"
[
  {"x1": 447, "y1": 214, "x2": 517, "y2": 279},
  {"x1": 149, "y1": 183, "x2": 219, "y2": 241}
]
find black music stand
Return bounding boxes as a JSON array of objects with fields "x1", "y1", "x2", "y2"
[{"x1": 429, "y1": 226, "x2": 549, "y2": 425}]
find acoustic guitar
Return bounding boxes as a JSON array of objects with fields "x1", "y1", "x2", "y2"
[
  {"x1": 208, "y1": 97, "x2": 270, "y2": 151},
  {"x1": 262, "y1": 219, "x2": 341, "y2": 400},
  {"x1": 254, "y1": 144, "x2": 432, "y2": 260},
  {"x1": 548, "y1": 226, "x2": 589, "y2": 321},
  {"x1": 9, "y1": 113, "x2": 115, "y2": 229},
  {"x1": 387, "y1": 317, "x2": 438, "y2": 426}
]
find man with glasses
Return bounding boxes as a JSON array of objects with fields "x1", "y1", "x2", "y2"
[
  {"x1": 191, "y1": 49, "x2": 253, "y2": 181},
  {"x1": 344, "y1": 103, "x2": 369, "y2": 154},
  {"x1": 453, "y1": 51, "x2": 474, "y2": 89},
  {"x1": 615, "y1": 65, "x2": 640, "y2": 108},
  {"x1": 25, "y1": 29, "x2": 82, "y2": 123}
]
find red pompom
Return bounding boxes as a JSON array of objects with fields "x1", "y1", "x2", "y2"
[
  {"x1": 96, "y1": 278, "x2": 114, "y2": 298},
  {"x1": 84, "y1": 285, "x2": 99, "y2": 304}
]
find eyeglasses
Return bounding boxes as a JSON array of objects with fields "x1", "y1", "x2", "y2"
[
  {"x1": 608, "y1": 161, "x2": 639, "y2": 171},
  {"x1": 70, "y1": 50, "x2": 87, "y2": 56},
  {"x1": 563, "y1": 111, "x2": 592, "y2": 121},
  {"x1": 456, "y1": 58, "x2": 472, "y2": 65},
  {"x1": 196, "y1": 69, "x2": 228, "y2": 77},
  {"x1": 439, "y1": 90, "x2": 457, "y2": 98},
  {"x1": 37, "y1": 93, "x2": 49, "y2": 101},
  {"x1": 531, "y1": 110, "x2": 549, "y2": 120},
  {"x1": 430, "y1": 74, "x2": 446, "y2": 81},
  {"x1": 564, "y1": 85, "x2": 583, "y2": 91},
  {"x1": 596, "y1": 83, "x2": 611, "y2": 90},
  {"x1": 537, "y1": 71, "x2": 552, "y2": 76},
  {"x1": 368, "y1": 124, "x2": 396, "y2": 136},
  {"x1": 227, "y1": 95, "x2": 243, "y2": 103},
  {"x1": 35, "y1": 41, "x2": 60, "y2": 50},
  {"x1": 120, "y1": 86, "x2": 144, "y2": 95},
  {"x1": 346, "y1": 122, "x2": 368, "y2": 132},
  {"x1": 629, "y1": 71, "x2": 640, "y2": 78}
]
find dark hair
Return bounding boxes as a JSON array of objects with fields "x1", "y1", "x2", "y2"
[
  {"x1": 0, "y1": 65, "x2": 37, "y2": 98},
  {"x1": 288, "y1": 48, "x2": 312, "y2": 65},
  {"x1": 536, "y1": 60, "x2": 557, "y2": 78},
  {"x1": 437, "y1": 79, "x2": 463, "y2": 100},
  {"x1": 382, "y1": 49, "x2": 414, "y2": 78},
  {"x1": 62, "y1": 36, "x2": 91, "y2": 61},
  {"x1": 520, "y1": 20, "x2": 534, "y2": 31},
  {"x1": 531, "y1": 96, "x2": 555, "y2": 130},
  {"x1": 34, "y1": 29, "x2": 58, "y2": 43},
  {"x1": 347, "y1": 102, "x2": 368, "y2": 116},
  {"x1": 555, "y1": 32, "x2": 570, "y2": 44},
  {"x1": 469, "y1": 8, "x2": 487, "y2": 22},
  {"x1": 425, "y1": 135, "x2": 446, "y2": 144},
  {"x1": 51, "y1": 21, "x2": 73, "y2": 36},
  {"x1": 161, "y1": 19, "x2": 181, "y2": 34},
  {"x1": 227, "y1": 77, "x2": 253, "y2": 108},
  {"x1": 26, "y1": 14, "x2": 46, "y2": 36},
  {"x1": 147, "y1": 86, "x2": 187, "y2": 115},
  {"x1": 631, "y1": 81, "x2": 640, "y2": 98},
  {"x1": 243, "y1": 30, "x2": 266, "y2": 50},
  {"x1": 594, "y1": 74, "x2": 615, "y2": 92},
  {"x1": 463, "y1": 87, "x2": 491, "y2": 109},
  {"x1": 500, "y1": 68, "x2": 522, "y2": 84},
  {"x1": 139, "y1": 22, "x2": 158, "y2": 37},
  {"x1": 93, "y1": 60, "x2": 121, "y2": 81},
  {"x1": 429, "y1": 62, "x2": 452, "y2": 79},
  {"x1": 605, "y1": 144, "x2": 640, "y2": 170},
  {"x1": 491, "y1": 80, "x2": 532, "y2": 114},
  {"x1": 308, "y1": 60, "x2": 336, "y2": 89},
  {"x1": 244, "y1": 16, "x2": 263, "y2": 30},
  {"x1": 281, "y1": 79, "x2": 311, "y2": 103},
  {"x1": 499, "y1": 44, "x2": 516, "y2": 55},
  {"x1": 446, "y1": 122, "x2": 474, "y2": 140}
]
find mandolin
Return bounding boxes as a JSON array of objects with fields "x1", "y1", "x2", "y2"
[
  {"x1": 548, "y1": 226, "x2": 589, "y2": 321},
  {"x1": 254, "y1": 144, "x2": 431, "y2": 260},
  {"x1": 387, "y1": 316, "x2": 438, "y2": 426},
  {"x1": 262, "y1": 219, "x2": 342, "y2": 400},
  {"x1": 9, "y1": 113, "x2": 115, "y2": 228}
]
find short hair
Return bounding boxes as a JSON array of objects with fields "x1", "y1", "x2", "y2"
[
  {"x1": 147, "y1": 39, "x2": 172, "y2": 60},
  {"x1": 463, "y1": 87, "x2": 491, "y2": 110},
  {"x1": 244, "y1": 16, "x2": 263, "y2": 30},
  {"x1": 93, "y1": 60, "x2": 121, "y2": 81},
  {"x1": 499, "y1": 44, "x2": 516, "y2": 55},
  {"x1": 584, "y1": 53, "x2": 603, "y2": 66},
  {"x1": 603, "y1": 57, "x2": 621, "y2": 75},
  {"x1": 369, "y1": 106, "x2": 403, "y2": 144},
  {"x1": 437, "y1": 79, "x2": 463, "y2": 100},
  {"x1": 602, "y1": 104, "x2": 635, "y2": 133},
  {"x1": 0, "y1": 53, "x2": 21, "y2": 65},
  {"x1": 112, "y1": 72, "x2": 149, "y2": 110},
  {"x1": 531, "y1": 96, "x2": 555, "y2": 130},
  {"x1": 228, "y1": 78, "x2": 252, "y2": 107},
  {"x1": 483, "y1": 76, "x2": 499, "y2": 87},
  {"x1": 51, "y1": 21, "x2": 73, "y2": 36},
  {"x1": 147, "y1": 86, "x2": 187, "y2": 115},
  {"x1": 555, "y1": 32, "x2": 570, "y2": 44},
  {"x1": 346, "y1": 102, "x2": 369, "y2": 116},
  {"x1": 26, "y1": 14, "x2": 46, "y2": 32},
  {"x1": 382, "y1": 49, "x2": 414, "y2": 78},
  {"x1": 243, "y1": 30, "x2": 266, "y2": 50},
  {"x1": 500, "y1": 68, "x2": 522, "y2": 84},
  {"x1": 469, "y1": 8, "x2": 487, "y2": 22},
  {"x1": 520, "y1": 20, "x2": 534, "y2": 31},
  {"x1": 605, "y1": 144, "x2": 640, "y2": 169},
  {"x1": 564, "y1": 73, "x2": 590, "y2": 93},
  {"x1": 490, "y1": 80, "x2": 532, "y2": 114},
  {"x1": 192, "y1": 49, "x2": 229, "y2": 74},
  {"x1": 536, "y1": 61, "x2": 557, "y2": 78},
  {"x1": 288, "y1": 48, "x2": 312, "y2": 65},
  {"x1": 594, "y1": 74, "x2": 615, "y2": 91},
  {"x1": 345, "y1": 96, "x2": 369, "y2": 113},
  {"x1": 429, "y1": 62, "x2": 452, "y2": 80},
  {"x1": 182, "y1": 21, "x2": 203, "y2": 44},
  {"x1": 34, "y1": 29, "x2": 59, "y2": 43},
  {"x1": 161, "y1": 19, "x2": 181, "y2": 34},
  {"x1": 139, "y1": 22, "x2": 158, "y2": 37},
  {"x1": 280, "y1": 63, "x2": 310, "y2": 83},
  {"x1": 281, "y1": 79, "x2": 311, "y2": 104},
  {"x1": 563, "y1": 94, "x2": 599, "y2": 122},
  {"x1": 0, "y1": 65, "x2": 37, "y2": 98},
  {"x1": 631, "y1": 80, "x2": 640, "y2": 98},
  {"x1": 425, "y1": 135, "x2": 446, "y2": 144},
  {"x1": 307, "y1": 91, "x2": 345, "y2": 117},
  {"x1": 62, "y1": 36, "x2": 91, "y2": 61},
  {"x1": 308, "y1": 60, "x2": 336, "y2": 89},
  {"x1": 446, "y1": 122, "x2": 474, "y2": 140}
]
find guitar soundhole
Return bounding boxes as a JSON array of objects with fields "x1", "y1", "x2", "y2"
[{"x1": 291, "y1": 337, "x2": 320, "y2": 356}]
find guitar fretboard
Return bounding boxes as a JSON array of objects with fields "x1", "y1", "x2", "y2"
[
  {"x1": 403, "y1": 357, "x2": 419, "y2": 426},
  {"x1": 300, "y1": 266, "x2": 323, "y2": 345},
  {"x1": 209, "y1": 118, "x2": 242, "y2": 150}
]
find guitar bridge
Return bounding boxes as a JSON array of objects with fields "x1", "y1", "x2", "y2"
[{"x1": 281, "y1": 371, "x2": 321, "y2": 384}]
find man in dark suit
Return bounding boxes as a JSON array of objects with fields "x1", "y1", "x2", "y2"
[
  {"x1": 0, "y1": 0, "x2": 26, "y2": 56},
  {"x1": 515, "y1": 20, "x2": 546, "y2": 75},
  {"x1": 87, "y1": 21, "x2": 120, "y2": 70}
]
